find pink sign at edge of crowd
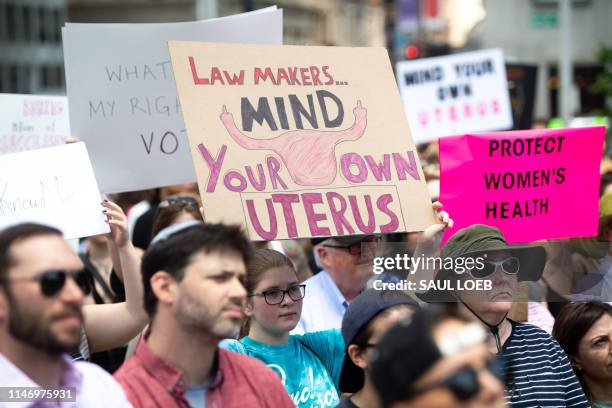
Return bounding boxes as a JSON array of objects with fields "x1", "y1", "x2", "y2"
[{"x1": 439, "y1": 126, "x2": 606, "y2": 244}]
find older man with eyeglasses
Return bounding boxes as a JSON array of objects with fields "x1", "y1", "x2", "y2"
[
  {"x1": 0, "y1": 223, "x2": 131, "y2": 407},
  {"x1": 292, "y1": 235, "x2": 380, "y2": 334}
]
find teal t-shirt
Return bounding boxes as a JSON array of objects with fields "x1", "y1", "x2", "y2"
[{"x1": 221, "y1": 330, "x2": 344, "y2": 407}]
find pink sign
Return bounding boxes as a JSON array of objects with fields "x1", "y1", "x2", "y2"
[{"x1": 439, "y1": 126, "x2": 605, "y2": 243}]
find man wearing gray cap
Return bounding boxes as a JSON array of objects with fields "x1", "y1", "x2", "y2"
[
  {"x1": 292, "y1": 235, "x2": 379, "y2": 334},
  {"x1": 338, "y1": 289, "x2": 418, "y2": 407}
]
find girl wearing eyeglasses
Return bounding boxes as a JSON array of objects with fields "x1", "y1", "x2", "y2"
[{"x1": 221, "y1": 248, "x2": 344, "y2": 408}]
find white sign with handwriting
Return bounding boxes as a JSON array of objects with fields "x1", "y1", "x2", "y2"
[
  {"x1": 396, "y1": 48, "x2": 513, "y2": 144},
  {"x1": 0, "y1": 142, "x2": 109, "y2": 239},
  {"x1": 0, "y1": 93, "x2": 70, "y2": 155},
  {"x1": 62, "y1": 8, "x2": 283, "y2": 193}
]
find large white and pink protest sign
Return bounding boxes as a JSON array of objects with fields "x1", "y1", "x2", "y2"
[
  {"x1": 0, "y1": 94, "x2": 70, "y2": 155},
  {"x1": 439, "y1": 126, "x2": 605, "y2": 243},
  {"x1": 62, "y1": 8, "x2": 282, "y2": 193},
  {"x1": 396, "y1": 49, "x2": 513, "y2": 144},
  {"x1": 169, "y1": 42, "x2": 436, "y2": 240},
  {"x1": 0, "y1": 142, "x2": 109, "y2": 239}
]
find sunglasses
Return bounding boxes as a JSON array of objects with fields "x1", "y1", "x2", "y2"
[
  {"x1": 8, "y1": 269, "x2": 92, "y2": 297},
  {"x1": 407, "y1": 357, "x2": 507, "y2": 402},
  {"x1": 322, "y1": 236, "x2": 381, "y2": 256},
  {"x1": 249, "y1": 284, "x2": 306, "y2": 305},
  {"x1": 466, "y1": 257, "x2": 520, "y2": 279},
  {"x1": 159, "y1": 196, "x2": 199, "y2": 208}
]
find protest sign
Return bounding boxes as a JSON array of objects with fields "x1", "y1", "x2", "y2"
[
  {"x1": 62, "y1": 8, "x2": 282, "y2": 193},
  {"x1": 0, "y1": 94, "x2": 70, "y2": 155},
  {"x1": 169, "y1": 42, "x2": 436, "y2": 240},
  {"x1": 439, "y1": 126, "x2": 605, "y2": 243},
  {"x1": 0, "y1": 142, "x2": 109, "y2": 239},
  {"x1": 396, "y1": 49, "x2": 513, "y2": 144}
]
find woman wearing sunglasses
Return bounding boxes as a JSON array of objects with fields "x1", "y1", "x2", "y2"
[
  {"x1": 221, "y1": 248, "x2": 344, "y2": 407},
  {"x1": 109, "y1": 193, "x2": 203, "y2": 309},
  {"x1": 151, "y1": 193, "x2": 203, "y2": 237},
  {"x1": 419, "y1": 224, "x2": 589, "y2": 407},
  {"x1": 553, "y1": 302, "x2": 612, "y2": 408},
  {"x1": 370, "y1": 306, "x2": 507, "y2": 408}
]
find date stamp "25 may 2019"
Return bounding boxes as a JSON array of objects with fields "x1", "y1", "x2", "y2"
[{"x1": 0, "y1": 387, "x2": 76, "y2": 402}]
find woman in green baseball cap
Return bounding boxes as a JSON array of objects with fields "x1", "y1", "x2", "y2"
[{"x1": 423, "y1": 224, "x2": 589, "y2": 408}]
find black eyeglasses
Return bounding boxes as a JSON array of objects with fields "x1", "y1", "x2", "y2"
[
  {"x1": 249, "y1": 284, "x2": 306, "y2": 305},
  {"x1": 467, "y1": 257, "x2": 520, "y2": 279},
  {"x1": 159, "y1": 196, "x2": 199, "y2": 208},
  {"x1": 322, "y1": 237, "x2": 380, "y2": 256},
  {"x1": 8, "y1": 269, "x2": 92, "y2": 297},
  {"x1": 406, "y1": 357, "x2": 507, "y2": 402}
]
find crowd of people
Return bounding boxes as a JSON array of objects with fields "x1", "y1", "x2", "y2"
[{"x1": 1, "y1": 148, "x2": 611, "y2": 407}]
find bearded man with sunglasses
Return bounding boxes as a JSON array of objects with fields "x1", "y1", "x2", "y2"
[
  {"x1": 0, "y1": 223, "x2": 131, "y2": 406},
  {"x1": 422, "y1": 224, "x2": 589, "y2": 407}
]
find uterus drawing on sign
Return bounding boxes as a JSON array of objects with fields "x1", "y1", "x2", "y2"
[{"x1": 219, "y1": 100, "x2": 367, "y2": 187}]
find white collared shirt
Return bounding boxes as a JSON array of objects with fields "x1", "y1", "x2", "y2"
[
  {"x1": 292, "y1": 270, "x2": 349, "y2": 334},
  {"x1": 0, "y1": 353, "x2": 131, "y2": 407}
]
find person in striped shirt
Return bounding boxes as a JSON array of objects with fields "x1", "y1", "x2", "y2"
[{"x1": 430, "y1": 224, "x2": 589, "y2": 407}]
